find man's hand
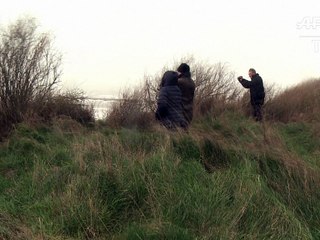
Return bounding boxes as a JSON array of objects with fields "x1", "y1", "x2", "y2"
[{"x1": 237, "y1": 76, "x2": 243, "y2": 81}]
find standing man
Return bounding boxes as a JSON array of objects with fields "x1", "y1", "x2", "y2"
[
  {"x1": 238, "y1": 68, "x2": 265, "y2": 121},
  {"x1": 177, "y1": 63, "x2": 196, "y2": 126}
]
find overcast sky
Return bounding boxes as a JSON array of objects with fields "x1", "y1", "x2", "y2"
[{"x1": 1, "y1": 0, "x2": 320, "y2": 96}]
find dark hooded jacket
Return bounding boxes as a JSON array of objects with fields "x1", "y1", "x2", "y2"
[
  {"x1": 155, "y1": 71, "x2": 186, "y2": 129},
  {"x1": 178, "y1": 72, "x2": 195, "y2": 123},
  {"x1": 239, "y1": 73, "x2": 265, "y2": 105}
]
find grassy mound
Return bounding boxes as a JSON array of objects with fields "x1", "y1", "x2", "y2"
[
  {"x1": 0, "y1": 112, "x2": 319, "y2": 239},
  {"x1": 266, "y1": 79, "x2": 320, "y2": 122}
]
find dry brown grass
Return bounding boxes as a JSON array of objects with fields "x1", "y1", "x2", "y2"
[
  {"x1": 266, "y1": 79, "x2": 320, "y2": 122},
  {"x1": 106, "y1": 88, "x2": 155, "y2": 129},
  {"x1": 34, "y1": 90, "x2": 95, "y2": 125},
  {"x1": 0, "y1": 213, "x2": 35, "y2": 240},
  {"x1": 0, "y1": 91, "x2": 94, "y2": 142}
]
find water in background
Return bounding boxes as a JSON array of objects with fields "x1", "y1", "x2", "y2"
[{"x1": 85, "y1": 95, "x2": 119, "y2": 120}]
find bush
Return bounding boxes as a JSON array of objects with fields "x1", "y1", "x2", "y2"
[
  {"x1": 106, "y1": 56, "x2": 241, "y2": 128},
  {"x1": 0, "y1": 17, "x2": 61, "y2": 138},
  {"x1": 266, "y1": 79, "x2": 320, "y2": 122},
  {"x1": 33, "y1": 90, "x2": 95, "y2": 125},
  {"x1": 142, "y1": 57, "x2": 241, "y2": 117},
  {"x1": 106, "y1": 88, "x2": 154, "y2": 129}
]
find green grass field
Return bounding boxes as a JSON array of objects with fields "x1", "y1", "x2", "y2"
[{"x1": 0, "y1": 113, "x2": 319, "y2": 239}]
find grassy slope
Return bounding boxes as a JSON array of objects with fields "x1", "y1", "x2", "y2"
[{"x1": 0, "y1": 114, "x2": 319, "y2": 239}]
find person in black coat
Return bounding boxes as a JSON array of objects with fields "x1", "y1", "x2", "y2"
[
  {"x1": 238, "y1": 68, "x2": 265, "y2": 121},
  {"x1": 177, "y1": 63, "x2": 195, "y2": 126},
  {"x1": 155, "y1": 71, "x2": 187, "y2": 130}
]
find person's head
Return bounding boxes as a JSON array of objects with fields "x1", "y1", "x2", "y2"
[
  {"x1": 248, "y1": 68, "x2": 256, "y2": 78},
  {"x1": 177, "y1": 63, "x2": 191, "y2": 77},
  {"x1": 161, "y1": 71, "x2": 179, "y2": 86}
]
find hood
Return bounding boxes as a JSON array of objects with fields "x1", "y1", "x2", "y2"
[{"x1": 162, "y1": 71, "x2": 179, "y2": 86}]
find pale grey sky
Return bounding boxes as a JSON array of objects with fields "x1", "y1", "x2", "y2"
[{"x1": 1, "y1": 0, "x2": 320, "y2": 96}]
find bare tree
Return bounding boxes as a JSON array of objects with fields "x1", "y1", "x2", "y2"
[
  {"x1": 141, "y1": 56, "x2": 241, "y2": 114},
  {"x1": 0, "y1": 17, "x2": 61, "y2": 127}
]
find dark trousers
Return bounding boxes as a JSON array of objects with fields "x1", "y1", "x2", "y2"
[{"x1": 252, "y1": 104, "x2": 263, "y2": 121}]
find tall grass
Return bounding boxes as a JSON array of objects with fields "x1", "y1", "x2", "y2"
[
  {"x1": 266, "y1": 79, "x2": 320, "y2": 122},
  {"x1": 0, "y1": 112, "x2": 319, "y2": 239},
  {"x1": 106, "y1": 88, "x2": 154, "y2": 129}
]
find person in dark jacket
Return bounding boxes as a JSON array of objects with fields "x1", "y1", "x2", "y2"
[
  {"x1": 155, "y1": 71, "x2": 187, "y2": 130},
  {"x1": 238, "y1": 68, "x2": 265, "y2": 121},
  {"x1": 177, "y1": 63, "x2": 196, "y2": 125}
]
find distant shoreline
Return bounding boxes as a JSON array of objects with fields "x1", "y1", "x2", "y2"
[
  {"x1": 85, "y1": 98, "x2": 119, "y2": 119},
  {"x1": 86, "y1": 97, "x2": 122, "y2": 102}
]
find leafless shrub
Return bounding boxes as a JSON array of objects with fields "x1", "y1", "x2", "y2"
[
  {"x1": 0, "y1": 17, "x2": 61, "y2": 137},
  {"x1": 33, "y1": 89, "x2": 95, "y2": 125},
  {"x1": 192, "y1": 60, "x2": 241, "y2": 117},
  {"x1": 106, "y1": 87, "x2": 154, "y2": 129},
  {"x1": 193, "y1": 62, "x2": 238, "y2": 104},
  {"x1": 106, "y1": 56, "x2": 243, "y2": 128},
  {"x1": 143, "y1": 56, "x2": 241, "y2": 115}
]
